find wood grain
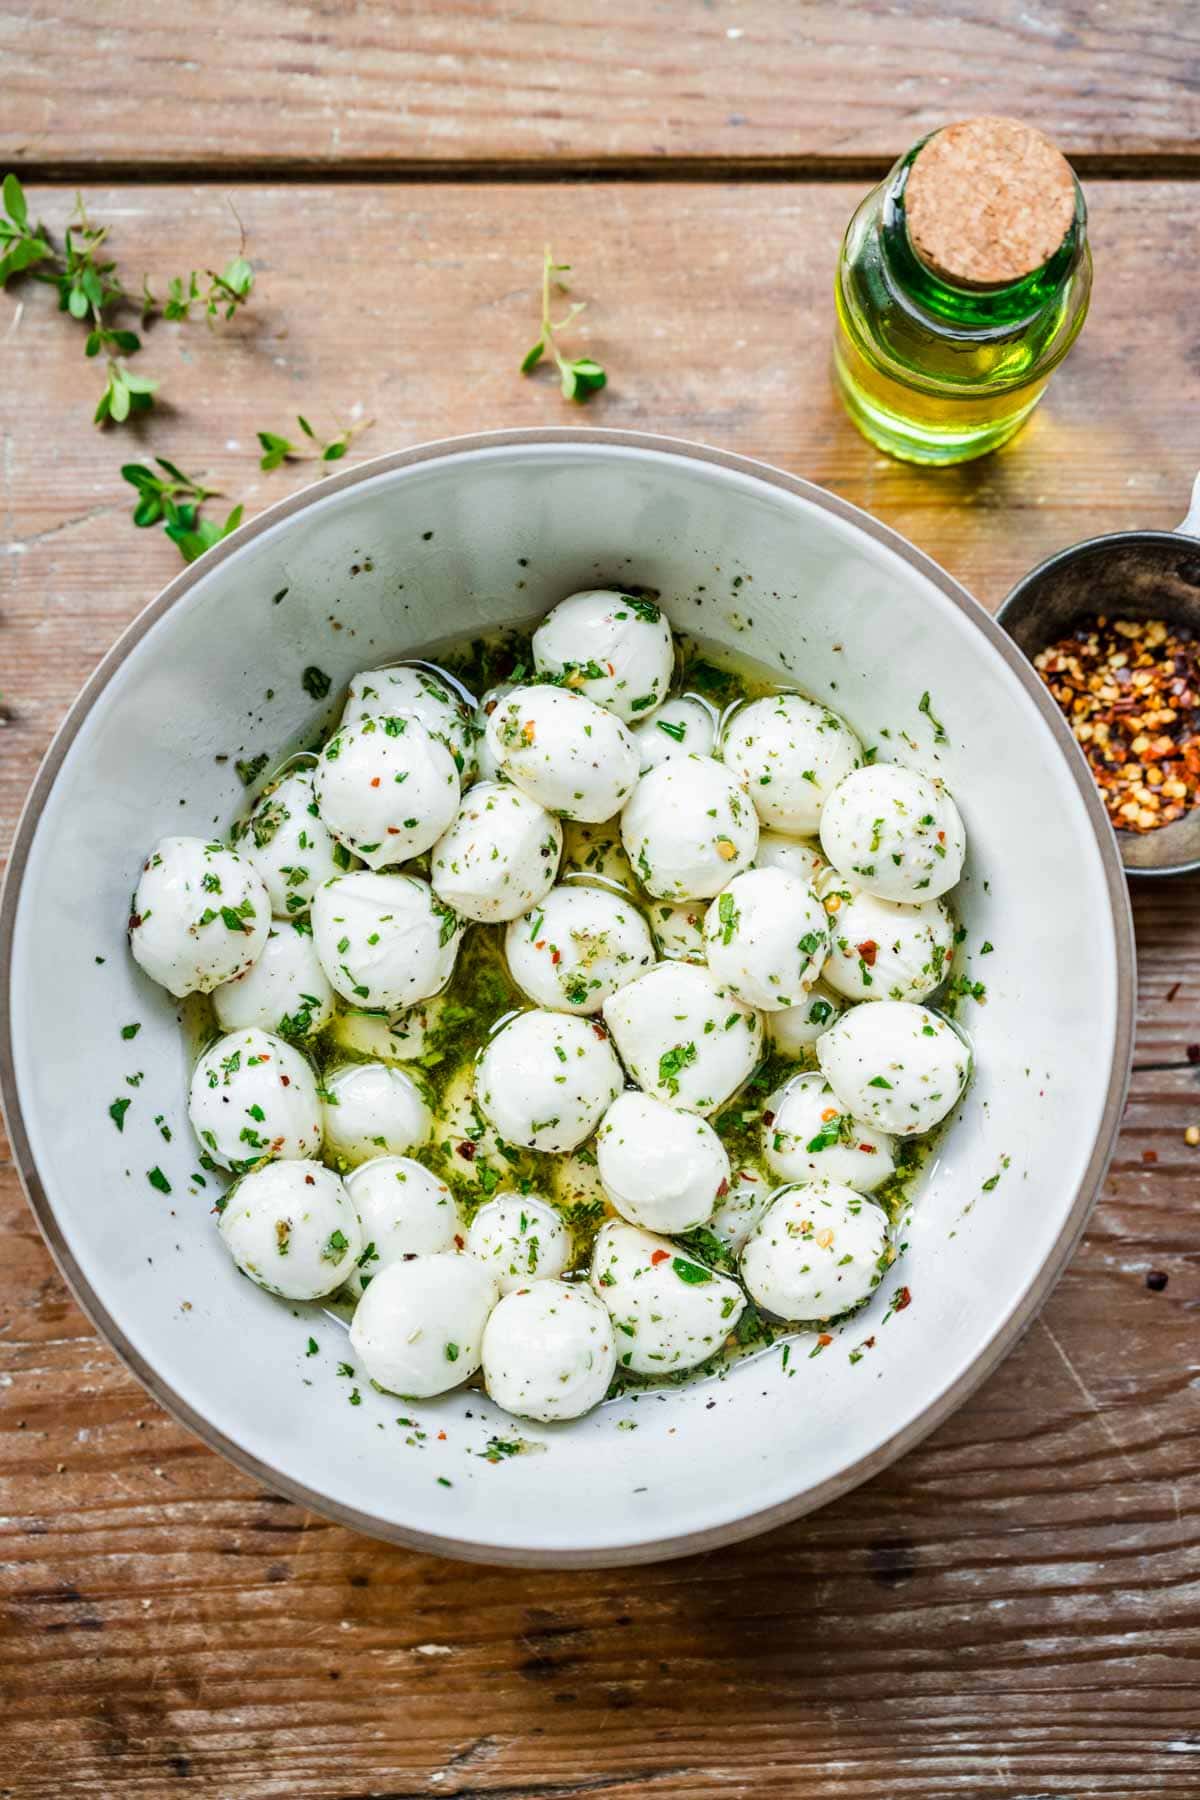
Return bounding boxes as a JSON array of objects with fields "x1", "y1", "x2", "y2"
[
  {"x1": 3, "y1": 176, "x2": 1200, "y2": 1799},
  {"x1": 2, "y1": 1, "x2": 1200, "y2": 174}
]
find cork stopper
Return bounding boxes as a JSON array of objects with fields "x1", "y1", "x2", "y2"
[{"x1": 904, "y1": 116, "x2": 1077, "y2": 287}]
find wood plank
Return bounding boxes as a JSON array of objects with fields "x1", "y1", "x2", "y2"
[
  {"x1": 3, "y1": 179, "x2": 1200, "y2": 1796},
  {"x1": 2, "y1": 1, "x2": 1199, "y2": 172}
]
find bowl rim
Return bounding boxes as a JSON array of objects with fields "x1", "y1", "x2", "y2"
[
  {"x1": 997, "y1": 526, "x2": 1200, "y2": 877},
  {"x1": 0, "y1": 426, "x2": 1136, "y2": 1567}
]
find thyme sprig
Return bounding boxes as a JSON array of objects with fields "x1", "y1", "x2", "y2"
[
  {"x1": 520, "y1": 246, "x2": 607, "y2": 403},
  {"x1": 257, "y1": 413, "x2": 375, "y2": 471},
  {"x1": 121, "y1": 458, "x2": 242, "y2": 563}
]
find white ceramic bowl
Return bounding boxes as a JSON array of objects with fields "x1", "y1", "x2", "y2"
[{"x1": 0, "y1": 430, "x2": 1134, "y2": 1567}]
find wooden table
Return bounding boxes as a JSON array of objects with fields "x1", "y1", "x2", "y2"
[{"x1": 3, "y1": 7, "x2": 1199, "y2": 1795}]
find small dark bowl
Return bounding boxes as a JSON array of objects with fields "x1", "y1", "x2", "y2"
[{"x1": 997, "y1": 476, "x2": 1200, "y2": 877}]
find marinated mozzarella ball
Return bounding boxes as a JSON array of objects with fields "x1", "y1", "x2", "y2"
[
  {"x1": 601, "y1": 962, "x2": 762, "y2": 1115},
  {"x1": 532, "y1": 589, "x2": 674, "y2": 723},
  {"x1": 430, "y1": 782, "x2": 562, "y2": 923},
  {"x1": 702, "y1": 867, "x2": 829, "y2": 1010},
  {"x1": 482, "y1": 1281, "x2": 617, "y2": 1422},
  {"x1": 629, "y1": 695, "x2": 716, "y2": 771},
  {"x1": 819, "y1": 764, "x2": 965, "y2": 901},
  {"x1": 342, "y1": 664, "x2": 477, "y2": 777},
  {"x1": 349, "y1": 1253, "x2": 499, "y2": 1398},
  {"x1": 589, "y1": 1220, "x2": 744, "y2": 1373},
  {"x1": 313, "y1": 713, "x2": 460, "y2": 869},
  {"x1": 346, "y1": 1156, "x2": 460, "y2": 1297},
  {"x1": 820, "y1": 874, "x2": 955, "y2": 1003},
  {"x1": 321, "y1": 1062, "x2": 432, "y2": 1166},
  {"x1": 219, "y1": 1160, "x2": 361, "y2": 1300},
  {"x1": 762, "y1": 1071, "x2": 896, "y2": 1193},
  {"x1": 505, "y1": 884, "x2": 654, "y2": 1014},
  {"x1": 741, "y1": 1183, "x2": 889, "y2": 1321},
  {"x1": 486, "y1": 685, "x2": 639, "y2": 822},
  {"x1": 766, "y1": 980, "x2": 844, "y2": 1058},
  {"x1": 129, "y1": 836, "x2": 270, "y2": 998},
  {"x1": 755, "y1": 830, "x2": 829, "y2": 885},
  {"x1": 721, "y1": 694, "x2": 862, "y2": 833},
  {"x1": 596, "y1": 1091, "x2": 730, "y2": 1232},
  {"x1": 473, "y1": 684, "x2": 515, "y2": 782},
  {"x1": 312, "y1": 872, "x2": 463, "y2": 1011},
  {"x1": 234, "y1": 767, "x2": 351, "y2": 920},
  {"x1": 189, "y1": 1028, "x2": 322, "y2": 1170},
  {"x1": 650, "y1": 899, "x2": 707, "y2": 963},
  {"x1": 476, "y1": 1010, "x2": 623, "y2": 1152},
  {"x1": 817, "y1": 1000, "x2": 970, "y2": 1136},
  {"x1": 709, "y1": 1167, "x2": 774, "y2": 1256},
  {"x1": 466, "y1": 1192, "x2": 571, "y2": 1293},
  {"x1": 621, "y1": 756, "x2": 758, "y2": 900},
  {"x1": 213, "y1": 922, "x2": 335, "y2": 1038}
]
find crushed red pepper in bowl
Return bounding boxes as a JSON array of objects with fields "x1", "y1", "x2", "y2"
[{"x1": 1033, "y1": 615, "x2": 1200, "y2": 832}]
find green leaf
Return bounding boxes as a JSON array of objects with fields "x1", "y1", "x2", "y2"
[
  {"x1": 111, "y1": 328, "x2": 140, "y2": 353},
  {"x1": 559, "y1": 363, "x2": 579, "y2": 402},
  {"x1": 322, "y1": 440, "x2": 347, "y2": 461},
  {"x1": 93, "y1": 388, "x2": 111, "y2": 425},
  {"x1": 672, "y1": 1257, "x2": 713, "y2": 1285},
  {"x1": 296, "y1": 415, "x2": 315, "y2": 438},
  {"x1": 222, "y1": 254, "x2": 254, "y2": 297},
  {"x1": 67, "y1": 283, "x2": 90, "y2": 319},
  {"x1": 154, "y1": 456, "x2": 190, "y2": 483},
  {"x1": 121, "y1": 463, "x2": 155, "y2": 489},
  {"x1": 84, "y1": 330, "x2": 102, "y2": 357},
  {"x1": 3, "y1": 172, "x2": 28, "y2": 228},
  {"x1": 120, "y1": 369, "x2": 160, "y2": 395},
  {"x1": 520, "y1": 339, "x2": 546, "y2": 374},
  {"x1": 81, "y1": 267, "x2": 104, "y2": 309},
  {"x1": 0, "y1": 235, "x2": 51, "y2": 284},
  {"x1": 108, "y1": 375, "x2": 130, "y2": 422},
  {"x1": 132, "y1": 494, "x2": 162, "y2": 527}
]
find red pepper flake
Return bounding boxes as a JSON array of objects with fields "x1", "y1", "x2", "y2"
[
  {"x1": 304, "y1": 1173, "x2": 315, "y2": 1186},
  {"x1": 1142, "y1": 1147, "x2": 1158, "y2": 1164},
  {"x1": 454, "y1": 1233, "x2": 465, "y2": 1250},
  {"x1": 820, "y1": 1106, "x2": 838, "y2": 1122},
  {"x1": 437, "y1": 1430, "x2": 447, "y2": 1441},
  {"x1": 522, "y1": 720, "x2": 536, "y2": 744},
  {"x1": 857, "y1": 1142, "x2": 878, "y2": 1154},
  {"x1": 592, "y1": 1022, "x2": 608, "y2": 1041},
  {"x1": 650, "y1": 1249, "x2": 670, "y2": 1266},
  {"x1": 550, "y1": 949, "x2": 561, "y2": 964},
  {"x1": 762, "y1": 1110, "x2": 775, "y2": 1128},
  {"x1": 715, "y1": 1178, "x2": 730, "y2": 1198},
  {"x1": 456, "y1": 1141, "x2": 476, "y2": 1161},
  {"x1": 856, "y1": 939, "x2": 878, "y2": 967},
  {"x1": 280, "y1": 1074, "x2": 291, "y2": 1086},
  {"x1": 817, "y1": 1333, "x2": 833, "y2": 1347},
  {"x1": 369, "y1": 776, "x2": 380, "y2": 788},
  {"x1": 128, "y1": 912, "x2": 143, "y2": 931},
  {"x1": 893, "y1": 1285, "x2": 912, "y2": 1312},
  {"x1": 387, "y1": 825, "x2": 401, "y2": 834}
]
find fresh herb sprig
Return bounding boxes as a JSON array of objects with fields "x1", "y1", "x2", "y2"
[
  {"x1": 257, "y1": 413, "x2": 374, "y2": 471},
  {"x1": 520, "y1": 246, "x2": 607, "y2": 403},
  {"x1": 121, "y1": 457, "x2": 243, "y2": 563},
  {"x1": 0, "y1": 173, "x2": 253, "y2": 427}
]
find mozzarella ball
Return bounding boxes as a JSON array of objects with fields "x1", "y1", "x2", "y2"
[
  {"x1": 766, "y1": 980, "x2": 844, "y2": 1058},
  {"x1": 817, "y1": 1000, "x2": 970, "y2": 1136},
  {"x1": 602, "y1": 962, "x2": 762, "y2": 1115},
  {"x1": 589, "y1": 1220, "x2": 744, "y2": 1374},
  {"x1": 721, "y1": 694, "x2": 862, "y2": 833},
  {"x1": 342, "y1": 663, "x2": 477, "y2": 777},
  {"x1": 129, "y1": 836, "x2": 270, "y2": 998},
  {"x1": 486, "y1": 685, "x2": 639, "y2": 822},
  {"x1": 505, "y1": 884, "x2": 655, "y2": 1014},
  {"x1": 473, "y1": 684, "x2": 515, "y2": 782},
  {"x1": 708, "y1": 1167, "x2": 774, "y2": 1256},
  {"x1": 476, "y1": 1010, "x2": 623, "y2": 1152},
  {"x1": 234, "y1": 767, "x2": 350, "y2": 918},
  {"x1": 312, "y1": 872, "x2": 463, "y2": 1011},
  {"x1": 430, "y1": 782, "x2": 562, "y2": 923},
  {"x1": 482, "y1": 1280, "x2": 616, "y2": 1422},
  {"x1": 213, "y1": 921, "x2": 335, "y2": 1038},
  {"x1": 755, "y1": 830, "x2": 829, "y2": 885},
  {"x1": 702, "y1": 867, "x2": 829, "y2": 1010},
  {"x1": 219, "y1": 1160, "x2": 360, "y2": 1299},
  {"x1": 629, "y1": 695, "x2": 716, "y2": 771},
  {"x1": 190, "y1": 1028, "x2": 321, "y2": 1170},
  {"x1": 762, "y1": 1071, "x2": 896, "y2": 1193},
  {"x1": 532, "y1": 589, "x2": 674, "y2": 723},
  {"x1": 349, "y1": 1253, "x2": 499, "y2": 1398},
  {"x1": 596, "y1": 1091, "x2": 730, "y2": 1232},
  {"x1": 466, "y1": 1192, "x2": 571, "y2": 1293},
  {"x1": 346, "y1": 1156, "x2": 461, "y2": 1297},
  {"x1": 321, "y1": 1061, "x2": 432, "y2": 1166},
  {"x1": 819, "y1": 764, "x2": 966, "y2": 901},
  {"x1": 621, "y1": 756, "x2": 758, "y2": 900},
  {"x1": 313, "y1": 713, "x2": 460, "y2": 869},
  {"x1": 741, "y1": 1183, "x2": 889, "y2": 1321},
  {"x1": 821, "y1": 875, "x2": 955, "y2": 1002},
  {"x1": 650, "y1": 899, "x2": 707, "y2": 963}
]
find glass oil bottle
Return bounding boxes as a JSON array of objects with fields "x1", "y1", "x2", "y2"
[{"x1": 834, "y1": 116, "x2": 1092, "y2": 465}]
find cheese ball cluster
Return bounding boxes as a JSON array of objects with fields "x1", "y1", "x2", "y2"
[{"x1": 129, "y1": 584, "x2": 978, "y2": 1428}]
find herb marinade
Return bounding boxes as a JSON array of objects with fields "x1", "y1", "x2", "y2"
[{"x1": 190, "y1": 626, "x2": 947, "y2": 1397}]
